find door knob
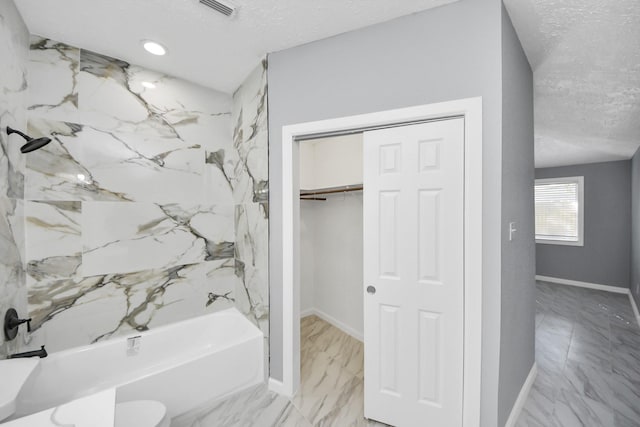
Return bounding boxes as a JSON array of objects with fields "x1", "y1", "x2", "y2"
[{"x1": 366, "y1": 285, "x2": 376, "y2": 295}]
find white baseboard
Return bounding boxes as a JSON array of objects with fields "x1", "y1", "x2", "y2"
[
  {"x1": 300, "y1": 308, "x2": 315, "y2": 318},
  {"x1": 300, "y1": 307, "x2": 363, "y2": 342},
  {"x1": 268, "y1": 378, "x2": 287, "y2": 395},
  {"x1": 535, "y1": 275, "x2": 629, "y2": 294},
  {"x1": 629, "y1": 293, "x2": 640, "y2": 329},
  {"x1": 505, "y1": 363, "x2": 537, "y2": 427},
  {"x1": 536, "y1": 275, "x2": 640, "y2": 329}
]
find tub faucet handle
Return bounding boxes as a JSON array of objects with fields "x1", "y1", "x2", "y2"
[
  {"x1": 4, "y1": 309, "x2": 32, "y2": 341},
  {"x1": 11, "y1": 316, "x2": 31, "y2": 331}
]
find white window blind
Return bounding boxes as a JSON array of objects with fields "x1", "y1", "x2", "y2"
[{"x1": 535, "y1": 176, "x2": 584, "y2": 246}]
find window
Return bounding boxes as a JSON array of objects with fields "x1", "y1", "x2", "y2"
[{"x1": 534, "y1": 176, "x2": 584, "y2": 246}]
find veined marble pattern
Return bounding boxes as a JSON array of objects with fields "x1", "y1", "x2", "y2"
[
  {"x1": 28, "y1": 39, "x2": 232, "y2": 145},
  {"x1": 230, "y1": 58, "x2": 269, "y2": 350},
  {"x1": 27, "y1": 36, "x2": 79, "y2": 123},
  {"x1": 0, "y1": 0, "x2": 29, "y2": 358},
  {"x1": 516, "y1": 281, "x2": 640, "y2": 427},
  {"x1": 82, "y1": 202, "x2": 234, "y2": 276},
  {"x1": 0, "y1": 8, "x2": 28, "y2": 200},
  {"x1": 231, "y1": 59, "x2": 269, "y2": 204},
  {"x1": 0, "y1": 197, "x2": 26, "y2": 358},
  {"x1": 25, "y1": 200, "x2": 81, "y2": 280},
  {"x1": 77, "y1": 49, "x2": 231, "y2": 143},
  {"x1": 27, "y1": 260, "x2": 237, "y2": 353},
  {"x1": 26, "y1": 117, "x2": 205, "y2": 203},
  {"x1": 203, "y1": 148, "x2": 235, "y2": 205},
  {"x1": 235, "y1": 203, "x2": 269, "y2": 335},
  {"x1": 172, "y1": 316, "x2": 388, "y2": 427},
  {"x1": 19, "y1": 36, "x2": 269, "y2": 357}
]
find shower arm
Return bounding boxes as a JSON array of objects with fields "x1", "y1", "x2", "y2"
[{"x1": 7, "y1": 127, "x2": 33, "y2": 141}]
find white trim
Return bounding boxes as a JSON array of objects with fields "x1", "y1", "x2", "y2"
[
  {"x1": 300, "y1": 308, "x2": 315, "y2": 318},
  {"x1": 268, "y1": 378, "x2": 287, "y2": 395},
  {"x1": 300, "y1": 308, "x2": 363, "y2": 342},
  {"x1": 535, "y1": 238, "x2": 583, "y2": 247},
  {"x1": 535, "y1": 275, "x2": 628, "y2": 294},
  {"x1": 279, "y1": 97, "x2": 483, "y2": 426},
  {"x1": 629, "y1": 293, "x2": 640, "y2": 329},
  {"x1": 505, "y1": 363, "x2": 537, "y2": 427},
  {"x1": 534, "y1": 176, "x2": 584, "y2": 247}
]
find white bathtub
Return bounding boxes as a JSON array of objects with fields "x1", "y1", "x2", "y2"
[{"x1": 14, "y1": 307, "x2": 264, "y2": 419}]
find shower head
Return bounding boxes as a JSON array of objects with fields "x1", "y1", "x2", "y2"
[{"x1": 6, "y1": 126, "x2": 52, "y2": 153}]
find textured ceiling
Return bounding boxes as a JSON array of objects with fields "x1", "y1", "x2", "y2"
[
  {"x1": 504, "y1": 0, "x2": 640, "y2": 167},
  {"x1": 15, "y1": 0, "x2": 456, "y2": 94}
]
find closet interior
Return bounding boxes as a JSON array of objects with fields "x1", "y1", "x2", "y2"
[{"x1": 297, "y1": 133, "x2": 366, "y2": 409}]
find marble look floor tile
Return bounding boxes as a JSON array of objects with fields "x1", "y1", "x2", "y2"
[
  {"x1": 606, "y1": 372, "x2": 640, "y2": 421},
  {"x1": 553, "y1": 388, "x2": 615, "y2": 427},
  {"x1": 611, "y1": 324, "x2": 640, "y2": 350},
  {"x1": 171, "y1": 384, "x2": 298, "y2": 427},
  {"x1": 567, "y1": 337, "x2": 612, "y2": 372},
  {"x1": 562, "y1": 360, "x2": 614, "y2": 406},
  {"x1": 518, "y1": 382, "x2": 555, "y2": 426},
  {"x1": 332, "y1": 336, "x2": 364, "y2": 380},
  {"x1": 535, "y1": 311, "x2": 545, "y2": 329},
  {"x1": 313, "y1": 376, "x2": 364, "y2": 427},
  {"x1": 517, "y1": 282, "x2": 640, "y2": 427},
  {"x1": 172, "y1": 313, "x2": 375, "y2": 427},
  {"x1": 572, "y1": 321, "x2": 610, "y2": 347},
  {"x1": 308, "y1": 321, "x2": 353, "y2": 354},
  {"x1": 301, "y1": 315, "x2": 333, "y2": 343},
  {"x1": 538, "y1": 313, "x2": 575, "y2": 338},
  {"x1": 614, "y1": 411, "x2": 640, "y2": 427},
  {"x1": 277, "y1": 404, "x2": 313, "y2": 427},
  {"x1": 293, "y1": 351, "x2": 356, "y2": 424},
  {"x1": 301, "y1": 316, "x2": 364, "y2": 379},
  {"x1": 536, "y1": 345, "x2": 568, "y2": 375},
  {"x1": 612, "y1": 350, "x2": 640, "y2": 385},
  {"x1": 515, "y1": 411, "x2": 547, "y2": 427}
]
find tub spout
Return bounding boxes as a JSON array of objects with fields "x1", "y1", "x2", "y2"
[{"x1": 8, "y1": 345, "x2": 47, "y2": 359}]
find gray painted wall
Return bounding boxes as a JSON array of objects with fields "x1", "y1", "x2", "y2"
[
  {"x1": 498, "y1": 5, "x2": 535, "y2": 427},
  {"x1": 268, "y1": 0, "x2": 509, "y2": 425},
  {"x1": 498, "y1": 7, "x2": 536, "y2": 426},
  {"x1": 536, "y1": 161, "x2": 632, "y2": 288},
  {"x1": 631, "y1": 149, "x2": 640, "y2": 306}
]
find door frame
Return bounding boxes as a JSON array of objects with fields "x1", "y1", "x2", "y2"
[{"x1": 275, "y1": 97, "x2": 483, "y2": 427}]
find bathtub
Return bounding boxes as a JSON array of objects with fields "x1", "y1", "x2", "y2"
[{"x1": 13, "y1": 307, "x2": 264, "y2": 419}]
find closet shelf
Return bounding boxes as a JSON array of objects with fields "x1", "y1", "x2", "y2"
[{"x1": 300, "y1": 184, "x2": 363, "y2": 200}]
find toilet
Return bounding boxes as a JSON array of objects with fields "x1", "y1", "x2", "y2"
[{"x1": 115, "y1": 400, "x2": 170, "y2": 427}]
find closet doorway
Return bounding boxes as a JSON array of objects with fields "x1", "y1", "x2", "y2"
[
  {"x1": 300, "y1": 133, "x2": 364, "y2": 341},
  {"x1": 297, "y1": 133, "x2": 365, "y2": 424},
  {"x1": 278, "y1": 98, "x2": 484, "y2": 427}
]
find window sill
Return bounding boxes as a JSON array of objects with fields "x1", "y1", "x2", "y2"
[{"x1": 535, "y1": 239, "x2": 583, "y2": 247}]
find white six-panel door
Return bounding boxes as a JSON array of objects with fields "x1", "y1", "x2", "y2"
[{"x1": 363, "y1": 118, "x2": 465, "y2": 427}]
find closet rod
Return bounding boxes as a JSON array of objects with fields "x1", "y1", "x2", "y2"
[{"x1": 300, "y1": 184, "x2": 363, "y2": 197}]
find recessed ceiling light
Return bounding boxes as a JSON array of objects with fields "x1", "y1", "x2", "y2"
[
  {"x1": 142, "y1": 40, "x2": 166, "y2": 56},
  {"x1": 141, "y1": 81, "x2": 156, "y2": 89}
]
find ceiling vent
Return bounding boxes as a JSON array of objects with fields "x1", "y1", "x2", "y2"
[{"x1": 199, "y1": 0, "x2": 237, "y2": 17}]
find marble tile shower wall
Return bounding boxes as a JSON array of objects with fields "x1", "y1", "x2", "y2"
[
  {"x1": 231, "y1": 59, "x2": 269, "y2": 341},
  {"x1": 23, "y1": 36, "x2": 269, "y2": 353},
  {"x1": 0, "y1": 0, "x2": 29, "y2": 358}
]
